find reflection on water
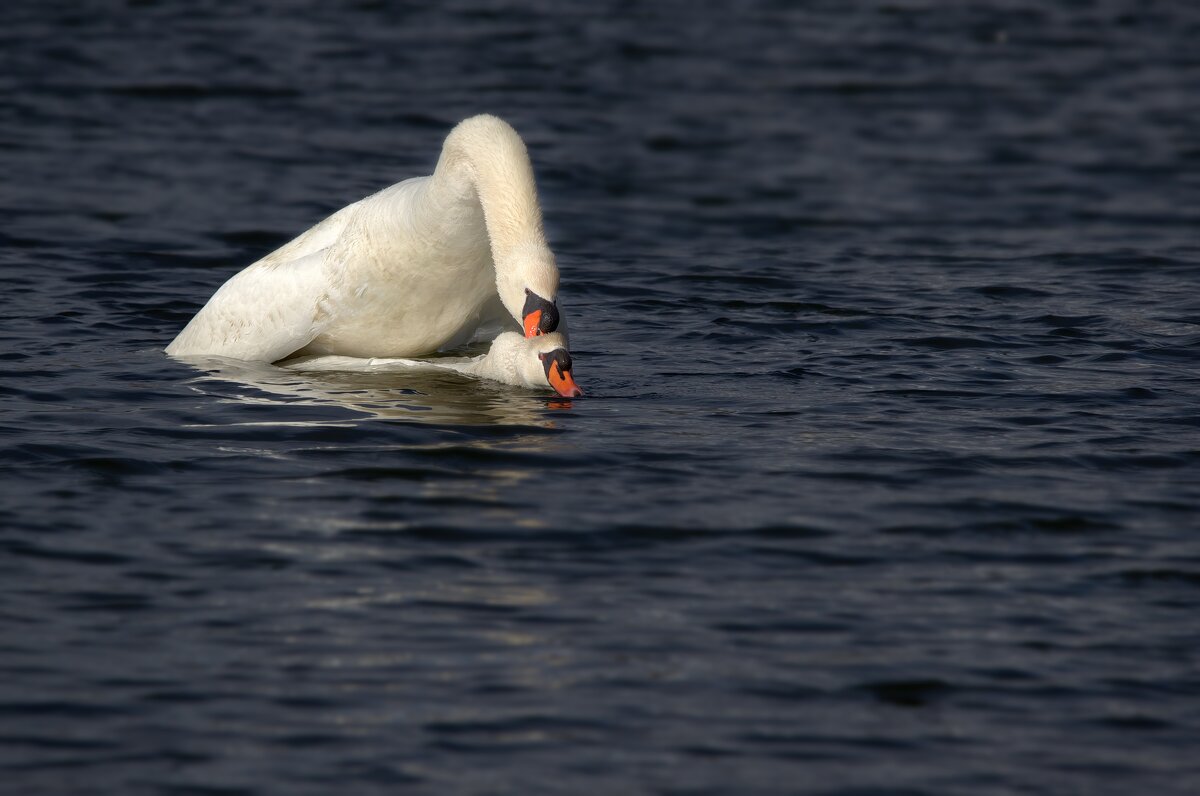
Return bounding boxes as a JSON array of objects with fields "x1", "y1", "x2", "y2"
[
  {"x1": 173, "y1": 354, "x2": 569, "y2": 427},
  {"x1": 166, "y1": 353, "x2": 574, "y2": 538}
]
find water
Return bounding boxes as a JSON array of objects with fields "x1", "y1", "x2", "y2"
[{"x1": 2, "y1": 1, "x2": 1199, "y2": 793}]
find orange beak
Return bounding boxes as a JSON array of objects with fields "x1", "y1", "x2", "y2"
[
  {"x1": 523, "y1": 309, "x2": 544, "y2": 338},
  {"x1": 548, "y1": 361, "x2": 583, "y2": 398}
]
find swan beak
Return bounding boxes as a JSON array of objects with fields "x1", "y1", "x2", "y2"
[
  {"x1": 522, "y1": 290, "x2": 560, "y2": 338},
  {"x1": 548, "y1": 361, "x2": 583, "y2": 398},
  {"x1": 523, "y1": 309, "x2": 545, "y2": 338}
]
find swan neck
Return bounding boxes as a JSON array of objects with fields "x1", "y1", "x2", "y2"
[{"x1": 433, "y1": 116, "x2": 558, "y2": 318}]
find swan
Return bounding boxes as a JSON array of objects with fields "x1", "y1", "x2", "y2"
[
  {"x1": 282, "y1": 331, "x2": 582, "y2": 397},
  {"x1": 166, "y1": 114, "x2": 566, "y2": 362}
]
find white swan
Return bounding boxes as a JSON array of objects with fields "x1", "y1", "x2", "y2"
[
  {"x1": 282, "y1": 331, "x2": 582, "y2": 397},
  {"x1": 166, "y1": 114, "x2": 566, "y2": 362}
]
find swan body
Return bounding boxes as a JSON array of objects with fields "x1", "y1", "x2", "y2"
[
  {"x1": 166, "y1": 115, "x2": 565, "y2": 362},
  {"x1": 284, "y1": 331, "x2": 581, "y2": 397}
]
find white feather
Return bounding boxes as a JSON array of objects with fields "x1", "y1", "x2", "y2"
[{"x1": 283, "y1": 332, "x2": 571, "y2": 393}]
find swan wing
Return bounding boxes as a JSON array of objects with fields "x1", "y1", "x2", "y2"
[
  {"x1": 166, "y1": 248, "x2": 334, "y2": 362},
  {"x1": 254, "y1": 200, "x2": 361, "y2": 268}
]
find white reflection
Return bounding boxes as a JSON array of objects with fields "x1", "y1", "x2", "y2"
[{"x1": 172, "y1": 351, "x2": 573, "y2": 427}]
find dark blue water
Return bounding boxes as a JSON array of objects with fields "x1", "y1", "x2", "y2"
[{"x1": 3, "y1": 2, "x2": 1199, "y2": 793}]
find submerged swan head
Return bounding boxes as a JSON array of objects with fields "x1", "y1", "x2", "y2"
[{"x1": 484, "y1": 331, "x2": 582, "y2": 398}]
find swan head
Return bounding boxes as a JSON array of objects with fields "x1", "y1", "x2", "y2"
[
  {"x1": 522, "y1": 288, "x2": 560, "y2": 338},
  {"x1": 536, "y1": 342, "x2": 582, "y2": 398},
  {"x1": 489, "y1": 331, "x2": 582, "y2": 397},
  {"x1": 493, "y1": 242, "x2": 560, "y2": 339}
]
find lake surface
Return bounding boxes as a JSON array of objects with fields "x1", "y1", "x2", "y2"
[{"x1": 2, "y1": 1, "x2": 1199, "y2": 793}]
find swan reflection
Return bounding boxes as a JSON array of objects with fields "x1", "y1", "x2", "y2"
[{"x1": 174, "y1": 352, "x2": 571, "y2": 427}]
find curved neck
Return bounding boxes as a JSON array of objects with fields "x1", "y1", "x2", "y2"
[
  {"x1": 461, "y1": 332, "x2": 521, "y2": 382},
  {"x1": 429, "y1": 116, "x2": 558, "y2": 321}
]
